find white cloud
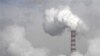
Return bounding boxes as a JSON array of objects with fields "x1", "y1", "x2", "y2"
[
  {"x1": 43, "y1": 6, "x2": 88, "y2": 36},
  {"x1": 1, "y1": 3, "x2": 68, "y2": 56},
  {"x1": 85, "y1": 38, "x2": 100, "y2": 56},
  {"x1": 2, "y1": 25, "x2": 49, "y2": 56},
  {"x1": 45, "y1": 8, "x2": 59, "y2": 23},
  {"x1": 1, "y1": 25, "x2": 67, "y2": 56}
]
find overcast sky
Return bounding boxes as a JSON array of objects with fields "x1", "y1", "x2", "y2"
[{"x1": 0, "y1": 0, "x2": 100, "y2": 56}]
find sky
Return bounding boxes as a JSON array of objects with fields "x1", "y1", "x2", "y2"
[{"x1": 0, "y1": 0, "x2": 100, "y2": 56}]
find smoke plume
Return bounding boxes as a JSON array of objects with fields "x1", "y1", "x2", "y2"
[
  {"x1": 2, "y1": 25, "x2": 49, "y2": 56},
  {"x1": 43, "y1": 8, "x2": 67, "y2": 36},
  {"x1": 43, "y1": 6, "x2": 88, "y2": 36}
]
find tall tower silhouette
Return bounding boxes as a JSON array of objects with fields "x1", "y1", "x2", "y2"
[{"x1": 71, "y1": 30, "x2": 76, "y2": 53}]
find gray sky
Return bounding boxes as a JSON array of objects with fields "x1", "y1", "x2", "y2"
[{"x1": 0, "y1": 0, "x2": 100, "y2": 56}]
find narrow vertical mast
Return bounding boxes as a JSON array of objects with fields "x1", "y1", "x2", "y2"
[{"x1": 71, "y1": 30, "x2": 76, "y2": 53}]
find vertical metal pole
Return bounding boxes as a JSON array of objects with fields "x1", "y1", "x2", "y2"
[{"x1": 71, "y1": 30, "x2": 76, "y2": 53}]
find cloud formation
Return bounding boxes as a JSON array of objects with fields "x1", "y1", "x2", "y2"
[
  {"x1": 85, "y1": 38, "x2": 100, "y2": 56},
  {"x1": 43, "y1": 6, "x2": 88, "y2": 36},
  {"x1": 2, "y1": 25, "x2": 49, "y2": 56},
  {"x1": 43, "y1": 8, "x2": 67, "y2": 36},
  {"x1": 1, "y1": 0, "x2": 100, "y2": 56},
  {"x1": 1, "y1": 25, "x2": 67, "y2": 56}
]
